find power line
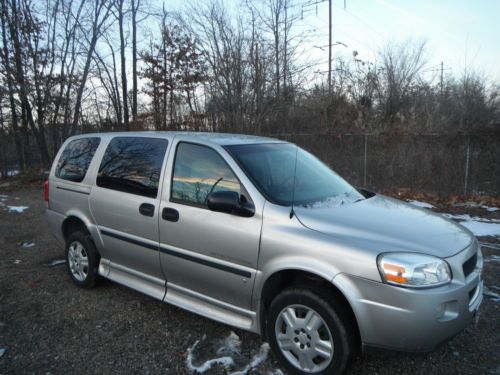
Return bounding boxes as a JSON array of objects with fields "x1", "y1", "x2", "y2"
[
  {"x1": 332, "y1": 2, "x2": 386, "y2": 39},
  {"x1": 302, "y1": 0, "x2": 335, "y2": 92}
]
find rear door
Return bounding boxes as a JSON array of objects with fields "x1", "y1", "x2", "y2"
[
  {"x1": 158, "y1": 140, "x2": 264, "y2": 310},
  {"x1": 89, "y1": 136, "x2": 170, "y2": 288}
]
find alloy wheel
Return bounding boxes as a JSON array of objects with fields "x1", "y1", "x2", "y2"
[
  {"x1": 68, "y1": 241, "x2": 89, "y2": 282},
  {"x1": 275, "y1": 304, "x2": 334, "y2": 373}
]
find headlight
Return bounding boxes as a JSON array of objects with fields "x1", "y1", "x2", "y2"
[{"x1": 377, "y1": 253, "x2": 451, "y2": 288}]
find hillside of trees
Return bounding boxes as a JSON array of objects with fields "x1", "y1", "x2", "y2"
[{"x1": 0, "y1": 0, "x2": 499, "y2": 171}]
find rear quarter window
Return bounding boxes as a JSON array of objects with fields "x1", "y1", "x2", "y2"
[{"x1": 55, "y1": 138, "x2": 101, "y2": 182}]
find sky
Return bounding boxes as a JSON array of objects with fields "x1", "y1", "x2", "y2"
[
  {"x1": 162, "y1": 0, "x2": 500, "y2": 83},
  {"x1": 313, "y1": 0, "x2": 500, "y2": 81}
]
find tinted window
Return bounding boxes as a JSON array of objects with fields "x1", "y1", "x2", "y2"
[
  {"x1": 56, "y1": 137, "x2": 101, "y2": 182},
  {"x1": 172, "y1": 143, "x2": 240, "y2": 206},
  {"x1": 97, "y1": 137, "x2": 168, "y2": 198},
  {"x1": 226, "y1": 143, "x2": 363, "y2": 206}
]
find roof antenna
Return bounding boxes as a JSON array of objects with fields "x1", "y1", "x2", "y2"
[{"x1": 289, "y1": 145, "x2": 299, "y2": 219}]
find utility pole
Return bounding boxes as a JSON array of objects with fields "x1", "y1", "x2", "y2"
[
  {"x1": 284, "y1": 0, "x2": 288, "y2": 100},
  {"x1": 303, "y1": 0, "x2": 346, "y2": 93},
  {"x1": 328, "y1": 0, "x2": 332, "y2": 93},
  {"x1": 440, "y1": 61, "x2": 444, "y2": 97}
]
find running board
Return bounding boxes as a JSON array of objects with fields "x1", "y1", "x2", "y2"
[{"x1": 98, "y1": 258, "x2": 259, "y2": 333}]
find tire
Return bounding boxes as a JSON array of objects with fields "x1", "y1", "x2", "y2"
[
  {"x1": 266, "y1": 287, "x2": 356, "y2": 375},
  {"x1": 65, "y1": 231, "x2": 100, "y2": 289}
]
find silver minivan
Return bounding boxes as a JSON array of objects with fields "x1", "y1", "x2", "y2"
[{"x1": 45, "y1": 132, "x2": 483, "y2": 374}]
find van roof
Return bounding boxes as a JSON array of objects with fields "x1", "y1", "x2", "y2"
[{"x1": 71, "y1": 131, "x2": 287, "y2": 146}]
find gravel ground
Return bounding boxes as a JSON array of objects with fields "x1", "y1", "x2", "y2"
[{"x1": 0, "y1": 185, "x2": 499, "y2": 375}]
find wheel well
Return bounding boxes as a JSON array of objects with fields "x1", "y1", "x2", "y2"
[
  {"x1": 62, "y1": 216, "x2": 89, "y2": 241},
  {"x1": 260, "y1": 270, "x2": 360, "y2": 347}
]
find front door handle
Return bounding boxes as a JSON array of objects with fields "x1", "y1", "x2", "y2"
[
  {"x1": 139, "y1": 203, "x2": 155, "y2": 217},
  {"x1": 162, "y1": 207, "x2": 179, "y2": 222}
]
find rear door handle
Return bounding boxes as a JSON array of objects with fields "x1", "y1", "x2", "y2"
[
  {"x1": 139, "y1": 203, "x2": 155, "y2": 217},
  {"x1": 162, "y1": 207, "x2": 179, "y2": 222}
]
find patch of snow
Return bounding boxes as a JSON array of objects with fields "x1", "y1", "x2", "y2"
[
  {"x1": 459, "y1": 221, "x2": 500, "y2": 237},
  {"x1": 229, "y1": 343, "x2": 270, "y2": 375},
  {"x1": 483, "y1": 206, "x2": 499, "y2": 212},
  {"x1": 186, "y1": 336, "x2": 234, "y2": 373},
  {"x1": 248, "y1": 343, "x2": 270, "y2": 368},
  {"x1": 442, "y1": 213, "x2": 500, "y2": 237},
  {"x1": 7, "y1": 205, "x2": 28, "y2": 213},
  {"x1": 267, "y1": 370, "x2": 284, "y2": 375},
  {"x1": 443, "y1": 213, "x2": 472, "y2": 221},
  {"x1": 453, "y1": 201, "x2": 499, "y2": 212},
  {"x1": 217, "y1": 331, "x2": 241, "y2": 356},
  {"x1": 483, "y1": 286, "x2": 500, "y2": 302},
  {"x1": 443, "y1": 213, "x2": 500, "y2": 223},
  {"x1": 0, "y1": 348, "x2": 6, "y2": 357},
  {"x1": 480, "y1": 242, "x2": 500, "y2": 250},
  {"x1": 5, "y1": 170, "x2": 19, "y2": 177},
  {"x1": 407, "y1": 200, "x2": 435, "y2": 209},
  {"x1": 13, "y1": 260, "x2": 21, "y2": 264},
  {"x1": 19, "y1": 241, "x2": 35, "y2": 248},
  {"x1": 0, "y1": 194, "x2": 7, "y2": 199},
  {"x1": 484, "y1": 255, "x2": 500, "y2": 263},
  {"x1": 301, "y1": 192, "x2": 363, "y2": 209},
  {"x1": 45, "y1": 259, "x2": 66, "y2": 267},
  {"x1": 186, "y1": 332, "x2": 272, "y2": 375}
]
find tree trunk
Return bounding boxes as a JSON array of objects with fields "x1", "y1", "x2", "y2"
[
  {"x1": 118, "y1": 0, "x2": 129, "y2": 129},
  {"x1": 131, "y1": 0, "x2": 139, "y2": 122}
]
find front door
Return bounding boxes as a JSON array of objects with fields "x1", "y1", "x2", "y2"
[
  {"x1": 158, "y1": 140, "x2": 262, "y2": 310},
  {"x1": 89, "y1": 136, "x2": 169, "y2": 283}
]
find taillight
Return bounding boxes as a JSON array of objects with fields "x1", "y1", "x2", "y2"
[{"x1": 43, "y1": 180, "x2": 49, "y2": 205}]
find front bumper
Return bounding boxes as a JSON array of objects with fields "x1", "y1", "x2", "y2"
[{"x1": 333, "y1": 243, "x2": 483, "y2": 352}]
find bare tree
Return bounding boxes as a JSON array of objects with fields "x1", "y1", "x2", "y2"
[
  {"x1": 71, "y1": 0, "x2": 113, "y2": 135},
  {"x1": 0, "y1": 0, "x2": 23, "y2": 168},
  {"x1": 378, "y1": 39, "x2": 427, "y2": 124}
]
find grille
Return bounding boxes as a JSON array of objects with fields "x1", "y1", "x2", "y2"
[{"x1": 463, "y1": 252, "x2": 477, "y2": 278}]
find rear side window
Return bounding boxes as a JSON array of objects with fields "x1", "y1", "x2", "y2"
[
  {"x1": 96, "y1": 137, "x2": 168, "y2": 198},
  {"x1": 171, "y1": 142, "x2": 241, "y2": 207},
  {"x1": 55, "y1": 138, "x2": 101, "y2": 182}
]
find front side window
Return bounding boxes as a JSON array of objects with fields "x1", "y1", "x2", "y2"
[
  {"x1": 171, "y1": 143, "x2": 241, "y2": 207},
  {"x1": 56, "y1": 137, "x2": 101, "y2": 182},
  {"x1": 97, "y1": 137, "x2": 168, "y2": 198}
]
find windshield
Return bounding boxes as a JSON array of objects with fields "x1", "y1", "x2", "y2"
[{"x1": 226, "y1": 143, "x2": 364, "y2": 207}]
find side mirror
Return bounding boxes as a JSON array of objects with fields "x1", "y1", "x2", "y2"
[{"x1": 207, "y1": 191, "x2": 255, "y2": 217}]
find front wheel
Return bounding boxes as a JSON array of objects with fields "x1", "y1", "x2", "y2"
[{"x1": 266, "y1": 287, "x2": 356, "y2": 375}]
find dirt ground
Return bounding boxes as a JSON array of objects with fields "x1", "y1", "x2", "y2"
[{"x1": 0, "y1": 184, "x2": 499, "y2": 375}]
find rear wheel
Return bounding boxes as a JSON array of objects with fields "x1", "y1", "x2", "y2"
[
  {"x1": 266, "y1": 287, "x2": 355, "y2": 375},
  {"x1": 65, "y1": 231, "x2": 100, "y2": 288}
]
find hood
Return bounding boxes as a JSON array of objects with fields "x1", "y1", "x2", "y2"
[{"x1": 294, "y1": 194, "x2": 472, "y2": 258}]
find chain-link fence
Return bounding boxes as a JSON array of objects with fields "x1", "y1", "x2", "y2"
[
  {"x1": 1, "y1": 131, "x2": 499, "y2": 196},
  {"x1": 270, "y1": 132, "x2": 500, "y2": 197}
]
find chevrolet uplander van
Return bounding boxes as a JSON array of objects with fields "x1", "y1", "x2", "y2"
[{"x1": 45, "y1": 132, "x2": 483, "y2": 374}]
